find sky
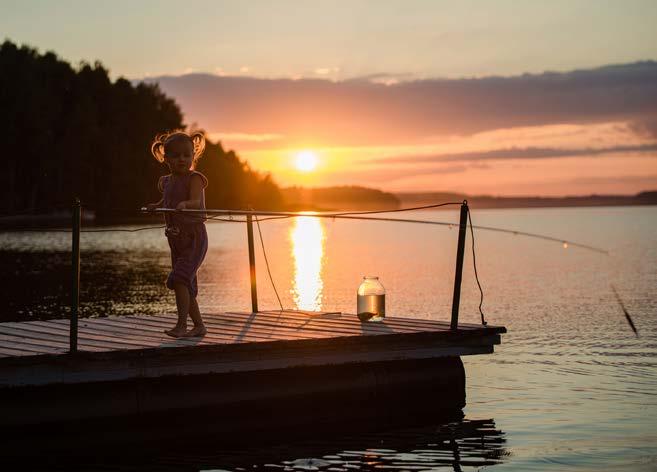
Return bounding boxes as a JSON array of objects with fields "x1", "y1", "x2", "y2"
[{"x1": 2, "y1": 0, "x2": 657, "y2": 195}]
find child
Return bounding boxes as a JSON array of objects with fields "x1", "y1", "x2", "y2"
[{"x1": 146, "y1": 131, "x2": 209, "y2": 338}]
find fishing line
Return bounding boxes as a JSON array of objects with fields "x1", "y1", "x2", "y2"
[
  {"x1": 191, "y1": 210, "x2": 609, "y2": 255},
  {"x1": 467, "y1": 208, "x2": 486, "y2": 326},
  {"x1": 253, "y1": 214, "x2": 285, "y2": 312},
  {"x1": 312, "y1": 201, "x2": 463, "y2": 216}
]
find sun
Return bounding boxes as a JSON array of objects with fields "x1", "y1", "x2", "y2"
[{"x1": 295, "y1": 150, "x2": 319, "y2": 172}]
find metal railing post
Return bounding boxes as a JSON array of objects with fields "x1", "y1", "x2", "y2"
[
  {"x1": 450, "y1": 200, "x2": 468, "y2": 330},
  {"x1": 70, "y1": 198, "x2": 81, "y2": 353},
  {"x1": 246, "y1": 214, "x2": 258, "y2": 313}
]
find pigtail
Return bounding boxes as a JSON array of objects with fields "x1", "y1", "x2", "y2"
[
  {"x1": 190, "y1": 132, "x2": 206, "y2": 161},
  {"x1": 150, "y1": 133, "x2": 167, "y2": 162}
]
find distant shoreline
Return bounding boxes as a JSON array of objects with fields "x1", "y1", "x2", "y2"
[
  {"x1": 395, "y1": 191, "x2": 657, "y2": 210},
  {"x1": 1, "y1": 191, "x2": 655, "y2": 228}
]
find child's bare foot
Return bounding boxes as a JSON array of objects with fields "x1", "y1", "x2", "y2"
[
  {"x1": 183, "y1": 325, "x2": 207, "y2": 337},
  {"x1": 164, "y1": 326, "x2": 187, "y2": 338}
]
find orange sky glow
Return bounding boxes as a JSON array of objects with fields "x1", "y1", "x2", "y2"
[
  {"x1": 219, "y1": 122, "x2": 656, "y2": 195},
  {"x1": 155, "y1": 68, "x2": 657, "y2": 196},
  {"x1": 5, "y1": 0, "x2": 656, "y2": 196}
]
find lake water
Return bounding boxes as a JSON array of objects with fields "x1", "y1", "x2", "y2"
[{"x1": 1, "y1": 205, "x2": 656, "y2": 470}]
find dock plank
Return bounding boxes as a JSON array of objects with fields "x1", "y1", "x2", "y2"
[
  {"x1": 0, "y1": 323, "x2": 147, "y2": 351},
  {"x1": 221, "y1": 312, "x2": 425, "y2": 337},
  {"x1": 0, "y1": 337, "x2": 64, "y2": 355},
  {"x1": 0, "y1": 332, "x2": 79, "y2": 353},
  {"x1": 119, "y1": 315, "x2": 328, "y2": 342},
  {"x1": 28, "y1": 320, "x2": 202, "y2": 349},
  {"x1": 153, "y1": 313, "x2": 368, "y2": 339},
  {"x1": 41, "y1": 318, "x2": 245, "y2": 345},
  {"x1": 0, "y1": 346, "x2": 38, "y2": 357},
  {"x1": 257, "y1": 310, "x2": 479, "y2": 330},
  {"x1": 58, "y1": 315, "x2": 289, "y2": 341}
]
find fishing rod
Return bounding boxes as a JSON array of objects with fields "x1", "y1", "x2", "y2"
[
  {"x1": 611, "y1": 284, "x2": 639, "y2": 338},
  {"x1": 145, "y1": 206, "x2": 609, "y2": 255},
  {"x1": 145, "y1": 205, "x2": 639, "y2": 335},
  {"x1": 7, "y1": 202, "x2": 611, "y2": 255}
]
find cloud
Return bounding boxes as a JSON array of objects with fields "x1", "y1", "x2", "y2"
[
  {"x1": 144, "y1": 61, "x2": 657, "y2": 146},
  {"x1": 567, "y1": 174, "x2": 657, "y2": 185},
  {"x1": 345, "y1": 72, "x2": 416, "y2": 85},
  {"x1": 314, "y1": 67, "x2": 340, "y2": 76},
  {"x1": 376, "y1": 143, "x2": 657, "y2": 164}
]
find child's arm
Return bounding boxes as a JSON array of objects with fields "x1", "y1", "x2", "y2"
[
  {"x1": 176, "y1": 174, "x2": 205, "y2": 210},
  {"x1": 145, "y1": 198, "x2": 163, "y2": 211}
]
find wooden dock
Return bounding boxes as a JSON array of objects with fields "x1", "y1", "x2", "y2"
[
  {"x1": 0, "y1": 310, "x2": 504, "y2": 383},
  {"x1": 0, "y1": 310, "x2": 505, "y2": 431}
]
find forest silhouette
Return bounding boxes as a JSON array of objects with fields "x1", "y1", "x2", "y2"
[{"x1": 0, "y1": 40, "x2": 283, "y2": 218}]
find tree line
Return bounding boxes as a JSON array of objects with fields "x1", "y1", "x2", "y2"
[{"x1": 0, "y1": 40, "x2": 283, "y2": 218}]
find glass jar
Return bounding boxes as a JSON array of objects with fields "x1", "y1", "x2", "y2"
[{"x1": 357, "y1": 276, "x2": 386, "y2": 322}]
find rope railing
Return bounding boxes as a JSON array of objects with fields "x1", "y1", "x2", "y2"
[{"x1": 2, "y1": 199, "x2": 627, "y2": 353}]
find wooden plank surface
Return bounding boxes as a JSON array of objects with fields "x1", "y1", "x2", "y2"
[
  {"x1": 0, "y1": 310, "x2": 505, "y2": 360},
  {"x1": 0, "y1": 311, "x2": 505, "y2": 388}
]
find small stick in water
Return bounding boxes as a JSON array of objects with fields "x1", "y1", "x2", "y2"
[{"x1": 611, "y1": 284, "x2": 639, "y2": 337}]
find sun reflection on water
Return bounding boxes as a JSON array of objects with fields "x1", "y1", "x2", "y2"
[{"x1": 290, "y1": 216, "x2": 325, "y2": 311}]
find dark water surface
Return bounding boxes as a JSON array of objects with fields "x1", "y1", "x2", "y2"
[
  {"x1": 1, "y1": 206, "x2": 656, "y2": 470},
  {"x1": 37, "y1": 419, "x2": 507, "y2": 471}
]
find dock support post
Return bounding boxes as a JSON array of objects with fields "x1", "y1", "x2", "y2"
[
  {"x1": 246, "y1": 214, "x2": 258, "y2": 313},
  {"x1": 70, "y1": 198, "x2": 81, "y2": 353},
  {"x1": 450, "y1": 200, "x2": 468, "y2": 330}
]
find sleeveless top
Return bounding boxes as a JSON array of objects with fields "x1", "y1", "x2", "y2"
[{"x1": 160, "y1": 171, "x2": 208, "y2": 229}]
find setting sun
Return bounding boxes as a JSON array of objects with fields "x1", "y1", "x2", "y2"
[{"x1": 295, "y1": 150, "x2": 319, "y2": 172}]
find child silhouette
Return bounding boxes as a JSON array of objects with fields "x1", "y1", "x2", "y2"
[{"x1": 146, "y1": 131, "x2": 209, "y2": 337}]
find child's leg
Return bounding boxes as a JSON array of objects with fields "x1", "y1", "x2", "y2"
[
  {"x1": 165, "y1": 282, "x2": 190, "y2": 337},
  {"x1": 189, "y1": 296, "x2": 205, "y2": 328},
  {"x1": 185, "y1": 297, "x2": 207, "y2": 337}
]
